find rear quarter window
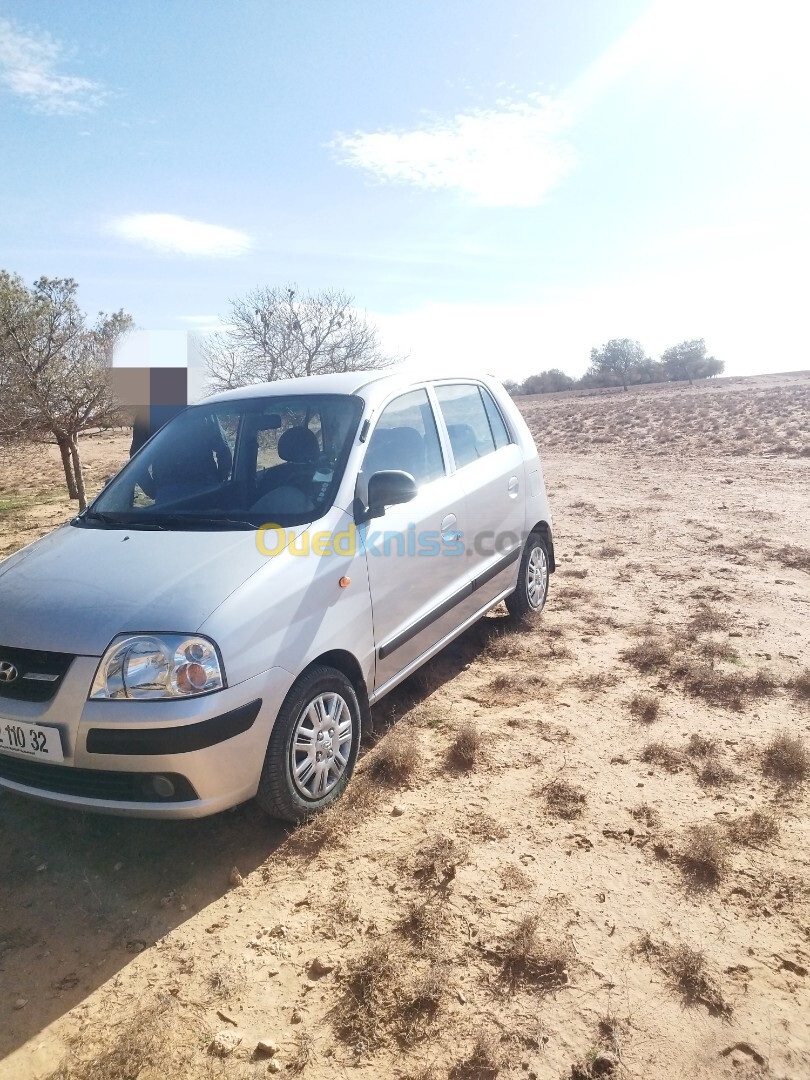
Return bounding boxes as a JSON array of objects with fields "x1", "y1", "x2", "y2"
[{"x1": 434, "y1": 383, "x2": 503, "y2": 467}]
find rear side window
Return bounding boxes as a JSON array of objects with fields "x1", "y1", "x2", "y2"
[
  {"x1": 364, "y1": 389, "x2": 445, "y2": 484},
  {"x1": 434, "y1": 383, "x2": 498, "y2": 468},
  {"x1": 480, "y1": 388, "x2": 511, "y2": 449}
]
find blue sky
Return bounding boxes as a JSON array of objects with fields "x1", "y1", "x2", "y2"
[{"x1": 1, "y1": 0, "x2": 808, "y2": 388}]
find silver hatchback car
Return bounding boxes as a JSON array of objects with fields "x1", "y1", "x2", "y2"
[{"x1": 0, "y1": 371, "x2": 554, "y2": 820}]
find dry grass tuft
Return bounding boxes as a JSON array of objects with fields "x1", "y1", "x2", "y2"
[
  {"x1": 333, "y1": 940, "x2": 398, "y2": 1051},
  {"x1": 394, "y1": 963, "x2": 448, "y2": 1047},
  {"x1": 288, "y1": 777, "x2": 380, "y2": 856},
  {"x1": 688, "y1": 602, "x2": 730, "y2": 633},
  {"x1": 631, "y1": 802, "x2": 662, "y2": 829},
  {"x1": 411, "y1": 833, "x2": 468, "y2": 889},
  {"x1": 366, "y1": 725, "x2": 422, "y2": 786},
  {"x1": 449, "y1": 1030, "x2": 502, "y2": 1079},
  {"x1": 538, "y1": 777, "x2": 586, "y2": 819},
  {"x1": 399, "y1": 900, "x2": 446, "y2": 951},
  {"x1": 597, "y1": 543, "x2": 622, "y2": 558},
  {"x1": 620, "y1": 637, "x2": 674, "y2": 672},
  {"x1": 678, "y1": 823, "x2": 730, "y2": 885},
  {"x1": 575, "y1": 671, "x2": 620, "y2": 692},
  {"x1": 661, "y1": 943, "x2": 732, "y2": 1016},
  {"x1": 288, "y1": 1030, "x2": 315, "y2": 1074},
  {"x1": 598, "y1": 1009, "x2": 621, "y2": 1048},
  {"x1": 698, "y1": 756, "x2": 738, "y2": 786},
  {"x1": 555, "y1": 583, "x2": 596, "y2": 604},
  {"x1": 727, "y1": 810, "x2": 780, "y2": 846},
  {"x1": 482, "y1": 673, "x2": 512, "y2": 695},
  {"x1": 686, "y1": 733, "x2": 718, "y2": 757},
  {"x1": 448, "y1": 721, "x2": 482, "y2": 771},
  {"x1": 676, "y1": 662, "x2": 778, "y2": 710},
  {"x1": 762, "y1": 731, "x2": 810, "y2": 785},
  {"x1": 408, "y1": 1065, "x2": 442, "y2": 1080},
  {"x1": 498, "y1": 862, "x2": 534, "y2": 892},
  {"x1": 206, "y1": 962, "x2": 246, "y2": 1000},
  {"x1": 48, "y1": 998, "x2": 191, "y2": 1080},
  {"x1": 464, "y1": 809, "x2": 509, "y2": 841},
  {"x1": 788, "y1": 668, "x2": 810, "y2": 701},
  {"x1": 628, "y1": 693, "x2": 661, "y2": 723},
  {"x1": 775, "y1": 544, "x2": 810, "y2": 571},
  {"x1": 641, "y1": 742, "x2": 687, "y2": 772},
  {"x1": 478, "y1": 670, "x2": 550, "y2": 707},
  {"x1": 484, "y1": 628, "x2": 531, "y2": 662},
  {"x1": 635, "y1": 930, "x2": 658, "y2": 959},
  {"x1": 496, "y1": 910, "x2": 573, "y2": 992}
]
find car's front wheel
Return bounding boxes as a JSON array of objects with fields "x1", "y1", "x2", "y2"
[
  {"x1": 255, "y1": 665, "x2": 361, "y2": 822},
  {"x1": 506, "y1": 532, "x2": 550, "y2": 621}
]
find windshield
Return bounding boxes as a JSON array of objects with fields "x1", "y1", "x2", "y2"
[{"x1": 80, "y1": 394, "x2": 364, "y2": 529}]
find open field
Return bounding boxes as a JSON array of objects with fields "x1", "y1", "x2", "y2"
[{"x1": 1, "y1": 373, "x2": 809, "y2": 1080}]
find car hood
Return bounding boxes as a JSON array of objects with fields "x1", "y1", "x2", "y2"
[{"x1": 0, "y1": 522, "x2": 300, "y2": 656}]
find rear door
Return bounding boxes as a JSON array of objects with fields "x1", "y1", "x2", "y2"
[
  {"x1": 432, "y1": 382, "x2": 525, "y2": 607},
  {"x1": 359, "y1": 388, "x2": 471, "y2": 693}
]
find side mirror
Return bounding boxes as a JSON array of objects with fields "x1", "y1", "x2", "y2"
[{"x1": 367, "y1": 470, "x2": 418, "y2": 516}]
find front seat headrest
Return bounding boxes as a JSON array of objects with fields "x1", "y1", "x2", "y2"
[{"x1": 278, "y1": 426, "x2": 320, "y2": 464}]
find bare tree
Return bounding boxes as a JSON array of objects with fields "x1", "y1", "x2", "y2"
[
  {"x1": 0, "y1": 272, "x2": 133, "y2": 509},
  {"x1": 202, "y1": 284, "x2": 393, "y2": 392}
]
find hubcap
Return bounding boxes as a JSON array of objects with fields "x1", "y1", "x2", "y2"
[
  {"x1": 290, "y1": 692, "x2": 353, "y2": 801},
  {"x1": 526, "y1": 545, "x2": 548, "y2": 609}
]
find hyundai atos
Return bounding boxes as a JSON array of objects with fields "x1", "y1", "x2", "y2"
[{"x1": 0, "y1": 371, "x2": 554, "y2": 820}]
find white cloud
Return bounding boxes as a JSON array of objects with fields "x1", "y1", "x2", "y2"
[
  {"x1": 0, "y1": 18, "x2": 106, "y2": 115},
  {"x1": 332, "y1": 94, "x2": 576, "y2": 207},
  {"x1": 108, "y1": 214, "x2": 255, "y2": 258}
]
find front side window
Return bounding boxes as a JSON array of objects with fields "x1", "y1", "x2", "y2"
[
  {"x1": 434, "y1": 383, "x2": 498, "y2": 468},
  {"x1": 82, "y1": 394, "x2": 363, "y2": 529},
  {"x1": 363, "y1": 388, "x2": 445, "y2": 485}
]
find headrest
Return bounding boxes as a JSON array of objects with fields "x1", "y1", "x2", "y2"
[
  {"x1": 447, "y1": 423, "x2": 480, "y2": 467},
  {"x1": 278, "y1": 426, "x2": 319, "y2": 464},
  {"x1": 366, "y1": 426, "x2": 424, "y2": 479}
]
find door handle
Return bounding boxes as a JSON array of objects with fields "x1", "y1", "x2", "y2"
[{"x1": 508, "y1": 476, "x2": 519, "y2": 498}]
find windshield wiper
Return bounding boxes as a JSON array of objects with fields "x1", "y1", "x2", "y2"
[
  {"x1": 140, "y1": 514, "x2": 255, "y2": 531},
  {"x1": 80, "y1": 510, "x2": 165, "y2": 530}
]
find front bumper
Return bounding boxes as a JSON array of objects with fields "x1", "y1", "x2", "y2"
[{"x1": 0, "y1": 664, "x2": 296, "y2": 818}]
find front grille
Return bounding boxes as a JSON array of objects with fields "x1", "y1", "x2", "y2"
[
  {"x1": 0, "y1": 645, "x2": 74, "y2": 702},
  {"x1": 0, "y1": 755, "x2": 198, "y2": 803}
]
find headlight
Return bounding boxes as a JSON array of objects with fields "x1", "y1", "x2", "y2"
[{"x1": 90, "y1": 634, "x2": 225, "y2": 700}]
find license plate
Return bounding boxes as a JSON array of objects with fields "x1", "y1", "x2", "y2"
[{"x1": 0, "y1": 720, "x2": 64, "y2": 763}]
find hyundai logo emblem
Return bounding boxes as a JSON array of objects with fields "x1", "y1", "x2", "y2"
[{"x1": 0, "y1": 660, "x2": 19, "y2": 684}]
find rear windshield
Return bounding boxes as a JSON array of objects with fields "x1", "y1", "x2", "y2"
[{"x1": 80, "y1": 394, "x2": 363, "y2": 530}]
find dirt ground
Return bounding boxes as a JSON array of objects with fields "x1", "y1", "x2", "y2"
[{"x1": 1, "y1": 374, "x2": 809, "y2": 1080}]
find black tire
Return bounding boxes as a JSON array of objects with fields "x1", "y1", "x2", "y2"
[
  {"x1": 255, "y1": 665, "x2": 361, "y2": 822},
  {"x1": 505, "y1": 532, "x2": 550, "y2": 621}
]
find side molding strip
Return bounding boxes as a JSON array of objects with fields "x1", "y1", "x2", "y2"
[{"x1": 377, "y1": 544, "x2": 521, "y2": 661}]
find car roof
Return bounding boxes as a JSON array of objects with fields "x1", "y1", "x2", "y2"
[
  {"x1": 204, "y1": 367, "x2": 498, "y2": 405},
  {"x1": 205, "y1": 369, "x2": 397, "y2": 404}
]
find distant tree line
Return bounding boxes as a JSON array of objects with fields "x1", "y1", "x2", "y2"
[{"x1": 506, "y1": 338, "x2": 724, "y2": 396}]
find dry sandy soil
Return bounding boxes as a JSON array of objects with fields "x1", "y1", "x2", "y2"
[{"x1": 1, "y1": 373, "x2": 809, "y2": 1080}]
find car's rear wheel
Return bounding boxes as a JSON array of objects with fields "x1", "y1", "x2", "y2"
[
  {"x1": 255, "y1": 665, "x2": 361, "y2": 822},
  {"x1": 506, "y1": 532, "x2": 550, "y2": 621}
]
